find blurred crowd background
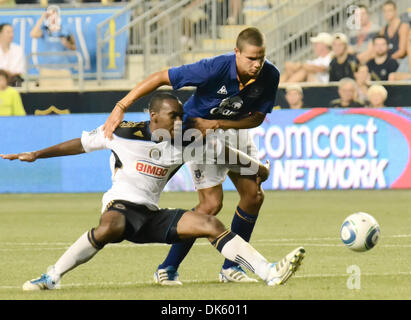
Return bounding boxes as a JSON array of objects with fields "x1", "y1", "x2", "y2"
[{"x1": 0, "y1": 0, "x2": 411, "y2": 115}]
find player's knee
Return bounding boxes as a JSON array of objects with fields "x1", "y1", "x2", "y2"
[
  {"x1": 242, "y1": 188, "x2": 264, "y2": 208},
  {"x1": 196, "y1": 199, "x2": 223, "y2": 216},
  {"x1": 203, "y1": 215, "x2": 225, "y2": 237},
  {"x1": 96, "y1": 211, "x2": 126, "y2": 243}
]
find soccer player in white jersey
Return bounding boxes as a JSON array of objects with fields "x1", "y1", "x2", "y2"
[
  {"x1": 102, "y1": 27, "x2": 280, "y2": 284},
  {"x1": 1, "y1": 93, "x2": 305, "y2": 290}
]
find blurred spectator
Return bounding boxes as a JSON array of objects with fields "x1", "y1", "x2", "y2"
[
  {"x1": 181, "y1": 0, "x2": 206, "y2": 50},
  {"x1": 0, "y1": 23, "x2": 25, "y2": 87},
  {"x1": 367, "y1": 35, "x2": 398, "y2": 81},
  {"x1": 329, "y1": 33, "x2": 359, "y2": 82},
  {"x1": 0, "y1": 69, "x2": 26, "y2": 116},
  {"x1": 30, "y1": 5, "x2": 76, "y2": 67},
  {"x1": 388, "y1": 30, "x2": 411, "y2": 81},
  {"x1": 280, "y1": 32, "x2": 333, "y2": 83},
  {"x1": 0, "y1": 0, "x2": 15, "y2": 7},
  {"x1": 348, "y1": 4, "x2": 380, "y2": 64},
  {"x1": 367, "y1": 84, "x2": 388, "y2": 108},
  {"x1": 227, "y1": 0, "x2": 243, "y2": 25},
  {"x1": 354, "y1": 64, "x2": 371, "y2": 104},
  {"x1": 329, "y1": 78, "x2": 365, "y2": 108},
  {"x1": 285, "y1": 84, "x2": 305, "y2": 109},
  {"x1": 380, "y1": 0, "x2": 409, "y2": 72}
]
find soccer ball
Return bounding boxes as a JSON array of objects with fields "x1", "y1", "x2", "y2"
[{"x1": 340, "y1": 212, "x2": 381, "y2": 252}]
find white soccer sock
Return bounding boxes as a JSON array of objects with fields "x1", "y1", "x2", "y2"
[
  {"x1": 49, "y1": 231, "x2": 99, "y2": 281},
  {"x1": 213, "y1": 231, "x2": 271, "y2": 281}
]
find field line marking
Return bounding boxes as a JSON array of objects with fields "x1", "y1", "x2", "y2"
[
  {"x1": 1, "y1": 234, "x2": 411, "y2": 247},
  {"x1": 2, "y1": 271, "x2": 411, "y2": 290},
  {"x1": 3, "y1": 242, "x2": 411, "y2": 251}
]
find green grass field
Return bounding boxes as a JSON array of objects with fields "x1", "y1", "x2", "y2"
[{"x1": 0, "y1": 190, "x2": 410, "y2": 300}]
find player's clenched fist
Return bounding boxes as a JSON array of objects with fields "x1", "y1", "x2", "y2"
[{"x1": 257, "y1": 159, "x2": 270, "y2": 183}]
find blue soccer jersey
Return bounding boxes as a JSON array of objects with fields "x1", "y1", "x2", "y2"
[{"x1": 168, "y1": 52, "x2": 280, "y2": 122}]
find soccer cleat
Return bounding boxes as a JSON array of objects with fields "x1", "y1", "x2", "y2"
[
  {"x1": 266, "y1": 246, "x2": 305, "y2": 286},
  {"x1": 153, "y1": 266, "x2": 183, "y2": 286},
  {"x1": 219, "y1": 265, "x2": 258, "y2": 283},
  {"x1": 22, "y1": 273, "x2": 59, "y2": 291}
]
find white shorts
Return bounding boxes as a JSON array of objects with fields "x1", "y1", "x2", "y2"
[{"x1": 187, "y1": 129, "x2": 258, "y2": 190}]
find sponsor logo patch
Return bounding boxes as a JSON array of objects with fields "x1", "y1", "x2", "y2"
[{"x1": 136, "y1": 161, "x2": 169, "y2": 178}]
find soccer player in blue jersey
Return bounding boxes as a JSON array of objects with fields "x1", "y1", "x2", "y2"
[{"x1": 103, "y1": 27, "x2": 280, "y2": 284}]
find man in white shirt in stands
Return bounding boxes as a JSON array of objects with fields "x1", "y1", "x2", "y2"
[
  {"x1": 280, "y1": 32, "x2": 333, "y2": 83},
  {"x1": 0, "y1": 23, "x2": 25, "y2": 87}
]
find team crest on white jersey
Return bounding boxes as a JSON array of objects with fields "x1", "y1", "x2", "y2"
[
  {"x1": 193, "y1": 169, "x2": 204, "y2": 182},
  {"x1": 149, "y1": 148, "x2": 162, "y2": 160},
  {"x1": 217, "y1": 85, "x2": 228, "y2": 95}
]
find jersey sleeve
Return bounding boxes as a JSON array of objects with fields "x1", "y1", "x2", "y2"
[
  {"x1": 257, "y1": 68, "x2": 280, "y2": 114},
  {"x1": 81, "y1": 125, "x2": 108, "y2": 153},
  {"x1": 168, "y1": 58, "x2": 220, "y2": 89}
]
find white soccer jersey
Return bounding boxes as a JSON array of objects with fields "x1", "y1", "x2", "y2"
[{"x1": 81, "y1": 121, "x2": 184, "y2": 212}]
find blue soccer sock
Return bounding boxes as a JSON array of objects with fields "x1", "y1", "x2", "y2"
[
  {"x1": 158, "y1": 239, "x2": 196, "y2": 270},
  {"x1": 222, "y1": 206, "x2": 258, "y2": 270}
]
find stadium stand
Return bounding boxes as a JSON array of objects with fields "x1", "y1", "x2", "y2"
[{"x1": 0, "y1": 0, "x2": 409, "y2": 113}]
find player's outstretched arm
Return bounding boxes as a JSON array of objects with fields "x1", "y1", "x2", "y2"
[
  {"x1": 193, "y1": 112, "x2": 265, "y2": 134},
  {"x1": 0, "y1": 138, "x2": 85, "y2": 162},
  {"x1": 102, "y1": 70, "x2": 171, "y2": 139},
  {"x1": 224, "y1": 145, "x2": 270, "y2": 182}
]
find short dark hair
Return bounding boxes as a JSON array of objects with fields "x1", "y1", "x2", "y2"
[
  {"x1": 0, "y1": 23, "x2": 12, "y2": 33},
  {"x1": 236, "y1": 27, "x2": 265, "y2": 51},
  {"x1": 383, "y1": 0, "x2": 396, "y2": 9},
  {"x1": 355, "y1": 63, "x2": 369, "y2": 73},
  {"x1": 0, "y1": 69, "x2": 9, "y2": 81},
  {"x1": 357, "y1": 4, "x2": 368, "y2": 11},
  {"x1": 148, "y1": 92, "x2": 181, "y2": 113},
  {"x1": 373, "y1": 35, "x2": 388, "y2": 43}
]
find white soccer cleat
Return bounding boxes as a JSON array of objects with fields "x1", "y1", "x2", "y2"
[
  {"x1": 154, "y1": 266, "x2": 183, "y2": 286},
  {"x1": 219, "y1": 265, "x2": 258, "y2": 283},
  {"x1": 22, "y1": 273, "x2": 60, "y2": 291},
  {"x1": 266, "y1": 246, "x2": 305, "y2": 286}
]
